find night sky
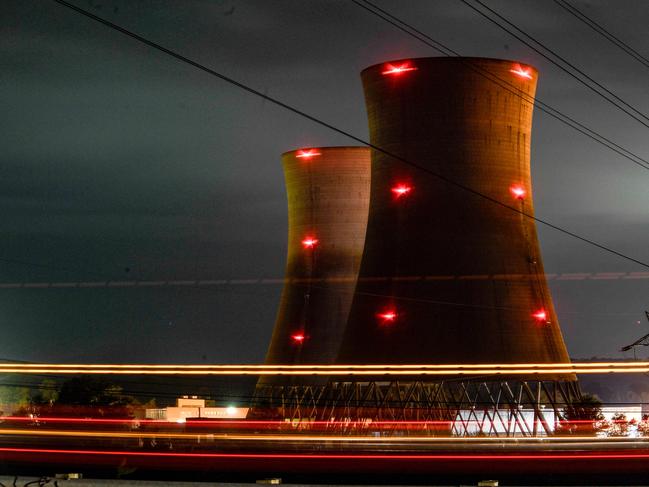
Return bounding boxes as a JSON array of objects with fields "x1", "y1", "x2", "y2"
[{"x1": 1, "y1": 0, "x2": 648, "y2": 364}]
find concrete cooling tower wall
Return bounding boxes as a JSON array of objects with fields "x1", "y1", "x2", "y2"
[
  {"x1": 337, "y1": 57, "x2": 572, "y2": 372},
  {"x1": 264, "y1": 146, "x2": 371, "y2": 369}
]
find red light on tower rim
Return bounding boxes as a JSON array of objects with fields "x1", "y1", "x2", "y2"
[
  {"x1": 301, "y1": 237, "x2": 319, "y2": 249},
  {"x1": 381, "y1": 62, "x2": 418, "y2": 76},
  {"x1": 377, "y1": 310, "x2": 398, "y2": 323},
  {"x1": 391, "y1": 184, "x2": 412, "y2": 198},
  {"x1": 510, "y1": 64, "x2": 533, "y2": 79},
  {"x1": 510, "y1": 185, "x2": 526, "y2": 199},
  {"x1": 295, "y1": 149, "x2": 322, "y2": 159},
  {"x1": 533, "y1": 309, "x2": 548, "y2": 322}
]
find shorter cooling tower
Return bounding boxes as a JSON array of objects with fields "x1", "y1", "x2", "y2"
[{"x1": 263, "y1": 146, "x2": 371, "y2": 368}]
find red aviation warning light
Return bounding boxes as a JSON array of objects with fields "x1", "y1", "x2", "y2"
[
  {"x1": 301, "y1": 237, "x2": 319, "y2": 249},
  {"x1": 381, "y1": 62, "x2": 418, "y2": 76},
  {"x1": 533, "y1": 309, "x2": 548, "y2": 322},
  {"x1": 510, "y1": 64, "x2": 533, "y2": 79},
  {"x1": 391, "y1": 184, "x2": 412, "y2": 198},
  {"x1": 510, "y1": 185, "x2": 526, "y2": 199},
  {"x1": 290, "y1": 333, "x2": 306, "y2": 344},
  {"x1": 377, "y1": 309, "x2": 398, "y2": 324},
  {"x1": 295, "y1": 149, "x2": 322, "y2": 159}
]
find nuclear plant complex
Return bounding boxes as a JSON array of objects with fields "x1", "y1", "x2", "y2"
[{"x1": 254, "y1": 57, "x2": 580, "y2": 435}]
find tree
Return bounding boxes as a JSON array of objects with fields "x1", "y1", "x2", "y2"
[
  {"x1": 608, "y1": 412, "x2": 631, "y2": 437},
  {"x1": 30, "y1": 379, "x2": 59, "y2": 406},
  {"x1": 557, "y1": 393, "x2": 605, "y2": 435},
  {"x1": 54, "y1": 377, "x2": 136, "y2": 417},
  {"x1": 0, "y1": 385, "x2": 30, "y2": 414},
  {"x1": 637, "y1": 414, "x2": 649, "y2": 436}
]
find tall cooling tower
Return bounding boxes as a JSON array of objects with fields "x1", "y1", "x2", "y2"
[
  {"x1": 264, "y1": 147, "x2": 371, "y2": 367},
  {"x1": 337, "y1": 57, "x2": 572, "y2": 367}
]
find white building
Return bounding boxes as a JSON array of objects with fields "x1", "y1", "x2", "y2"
[{"x1": 145, "y1": 396, "x2": 249, "y2": 422}]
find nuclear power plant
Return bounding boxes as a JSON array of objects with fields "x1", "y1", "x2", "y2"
[{"x1": 255, "y1": 57, "x2": 580, "y2": 434}]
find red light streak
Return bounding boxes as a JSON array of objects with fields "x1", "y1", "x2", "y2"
[
  {"x1": 0, "y1": 416, "x2": 625, "y2": 426},
  {"x1": 510, "y1": 64, "x2": 533, "y2": 79},
  {"x1": 381, "y1": 63, "x2": 418, "y2": 76},
  {"x1": 0, "y1": 428, "x2": 642, "y2": 442},
  {"x1": 301, "y1": 237, "x2": 319, "y2": 249},
  {"x1": 5, "y1": 447, "x2": 649, "y2": 461},
  {"x1": 295, "y1": 149, "x2": 321, "y2": 159},
  {"x1": 1, "y1": 416, "x2": 164, "y2": 425},
  {"x1": 391, "y1": 184, "x2": 412, "y2": 198},
  {"x1": 510, "y1": 185, "x2": 526, "y2": 199}
]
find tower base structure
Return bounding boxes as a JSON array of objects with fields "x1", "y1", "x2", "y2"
[{"x1": 251, "y1": 379, "x2": 582, "y2": 437}]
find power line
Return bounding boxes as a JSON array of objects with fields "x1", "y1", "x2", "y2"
[
  {"x1": 1, "y1": 270, "x2": 648, "y2": 289},
  {"x1": 553, "y1": 0, "x2": 649, "y2": 72},
  {"x1": 353, "y1": 0, "x2": 649, "y2": 172},
  {"x1": 460, "y1": 0, "x2": 649, "y2": 129},
  {"x1": 49, "y1": 0, "x2": 649, "y2": 271},
  {"x1": 300, "y1": 281, "x2": 645, "y2": 317},
  {"x1": 0, "y1": 275, "x2": 643, "y2": 320}
]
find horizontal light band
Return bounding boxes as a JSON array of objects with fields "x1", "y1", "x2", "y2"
[
  {"x1": 0, "y1": 362, "x2": 646, "y2": 375},
  {"x1": 0, "y1": 361, "x2": 644, "y2": 369},
  {"x1": 4, "y1": 446, "x2": 649, "y2": 460},
  {"x1": 0, "y1": 428, "x2": 642, "y2": 443}
]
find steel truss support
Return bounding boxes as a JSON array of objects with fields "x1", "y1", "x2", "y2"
[{"x1": 251, "y1": 379, "x2": 582, "y2": 437}]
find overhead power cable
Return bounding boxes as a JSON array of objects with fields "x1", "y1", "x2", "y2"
[
  {"x1": 553, "y1": 0, "x2": 649, "y2": 72},
  {"x1": 50, "y1": 0, "x2": 649, "y2": 271},
  {"x1": 460, "y1": 0, "x2": 649, "y2": 129},
  {"x1": 297, "y1": 281, "x2": 645, "y2": 318},
  {"x1": 353, "y1": 0, "x2": 649, "y2": 172},
  {"x1": 1, "y1": 270, "x2": 648, "y2": 289},
  {"x1": 1, "y1": 274, "x2": 645, "y2": 317}
]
